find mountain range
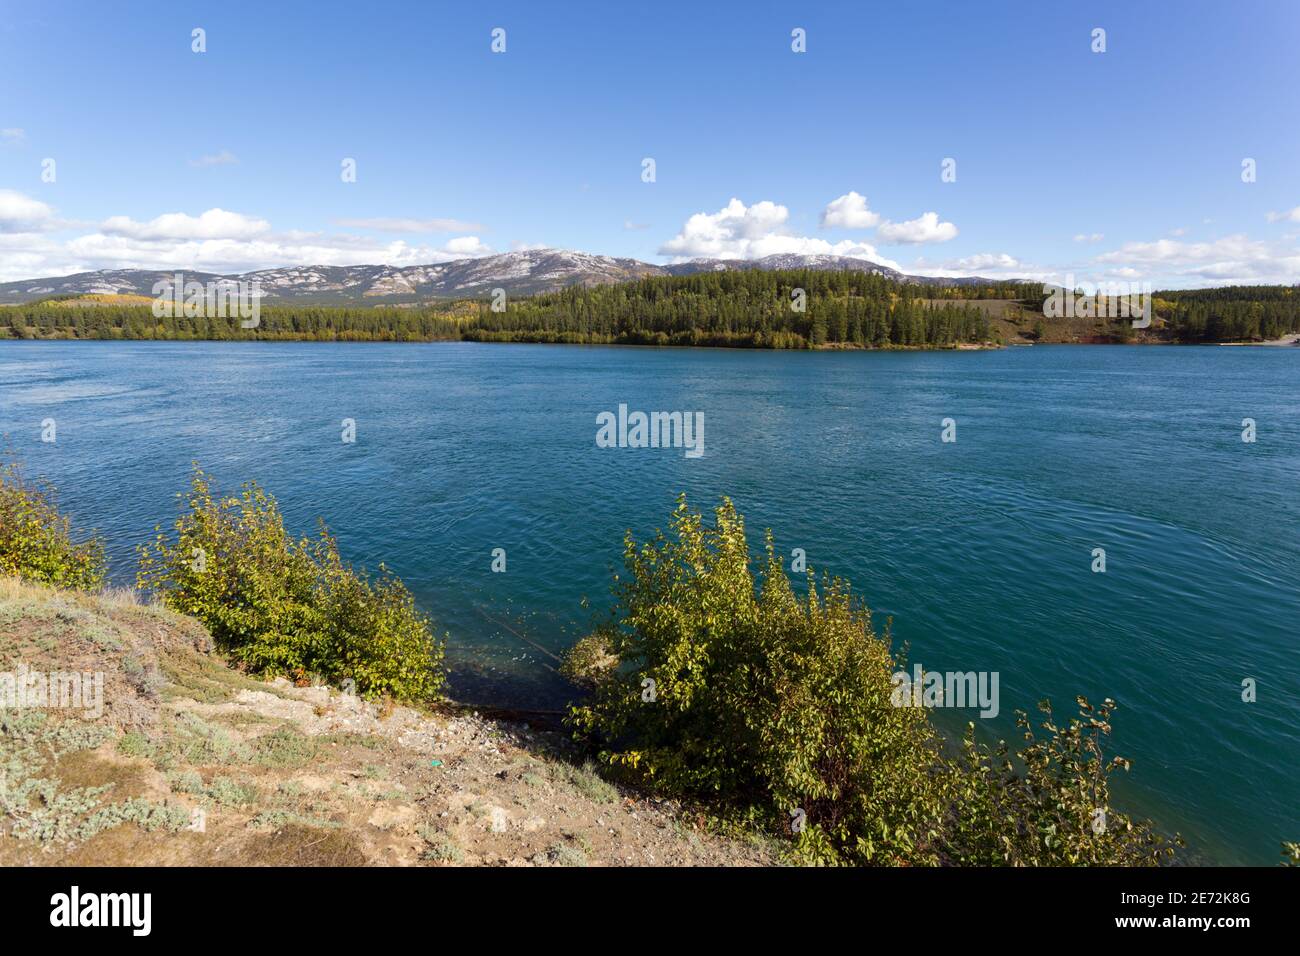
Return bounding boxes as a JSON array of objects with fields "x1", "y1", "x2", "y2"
[{"x1": 0, "y1": 249, "x2": 1007, "y2": 306}]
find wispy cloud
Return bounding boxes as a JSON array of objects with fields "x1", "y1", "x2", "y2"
[
  {"x1": 1266, "y1": 206, "x2": 1300, "y2": 224},
  {"x1": 189, "y1": 150, "x2": 239, "y2": 168},
  {"x1": 332, "y1": 216, "x2": 487, "y2": 233}
]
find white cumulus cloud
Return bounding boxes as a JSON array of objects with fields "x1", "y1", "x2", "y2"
[
  {"x1": 443, "y1": 235, "x2": 492, "y2": 255},
  {"x1": 876, "y1": 212, "x2": 958, "y2": 245},
  {"x1": 907, "y1": 252, "x2": 1052, "y2": 282},
  {"x1": 821, "y1": 191, "x2": 881, "y2": 229},
  {"x1": 0, "y1": 190, "x2": 55, "y2": 233},
  {"x1": 0, "y1": 200, "x2": 498, "y2": 281},
  {"x1": 52, "y1": 233, "x2": 493, "y2": 277},
  {"x1": 1095, "y1": 234, "x2": 1300, "y2": 284},
  {"x1": 659, "y1": 197, "x2": 899, "y2": 268},
  {"x1": 951, "y1": 253, "x2": 1022, "y2": 271},
  {"x1": 99, "y1": 208, "x2": 272, "y2": 241}
]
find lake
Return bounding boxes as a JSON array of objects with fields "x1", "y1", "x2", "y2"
[{"x1": 1, "y1": 340, "x2": 1297, "y2": 864}]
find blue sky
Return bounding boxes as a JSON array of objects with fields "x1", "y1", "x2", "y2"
[{"x1": 1, "y1": 0, "x2": 1299, "y2": 286}]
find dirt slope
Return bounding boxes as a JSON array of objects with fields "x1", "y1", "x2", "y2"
[{"x1": 0, "y1": 578, "x2": 775, "y2": 866}]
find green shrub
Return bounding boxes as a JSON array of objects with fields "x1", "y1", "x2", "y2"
[
  {"x1": 0, "y1": 460, "x2": 105, "y2": 591},
  {"x1": 558, "y1": 632, "x2": 619, "y2": 688},
  {"x1": 137, "y1": 467, "x2": 445, "y2": 704},
  {"x1": 942, "y1": 698, "x2": 1180, "y2": 865},
  {"x1": 566, "y1": 495, "x2": 947, "y2": 863},
  {"x1": 566, "y1": 495, "x2": 1178, "y2": 866}
]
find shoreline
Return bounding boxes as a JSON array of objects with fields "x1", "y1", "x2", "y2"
[
  {"x1": 1218, "y1": 333, "x2": 1300, "y2": 347},
  {"x1": 4, "y1": 336, "x2": 1297, "y2": 351}
]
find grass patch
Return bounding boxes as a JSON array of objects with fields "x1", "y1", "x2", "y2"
[
  {"x1": 417, "y1": 824, "x2": 461, "y2": 863},
  {"x1": 159, "y1": 648, "x2": 285, "y2": 704},
  {"x1": 549, "y1": 758, "x2": 618, "y2": 804},
  {"x1": 1, "y1": 713, "x2": 186, "y2": 846},
  {"x1": 251, "y1": 727, "x2": 319, "y2": 768},
  {"x1": 320, "y1": 732, "x2": 382, "y2": 751},
  {"x1": 248, "y1": 809, "x2": 341, "y2": 830},
  {"x1": 167, "y1": 770, "x2": 259, "y2": 807},
  {"x1": 117, "y1": 713, "x2": 251, "y2": 769},
  {"x1": 544, "y1": 842, "x2": 589, "y2": 867}
]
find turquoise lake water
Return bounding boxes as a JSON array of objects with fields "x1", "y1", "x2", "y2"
[{"x1": 1, "y1": 340, "x2": 1296, "y2": 864}]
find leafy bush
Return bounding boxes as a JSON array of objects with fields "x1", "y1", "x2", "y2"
[
  {"x1": 558, "y1": 632, "x2": 619, "y2": 688},
  {"x1": 137, "y1": 467, "x2": 445, "y2": 704},
  {"x1": 942, "y1": 699, "x2": 1180, "y2": 865},
  {"x1": 0, "y1": 460, "x2": 105, "y2": 591},
  {"x1": 566, "y1": 495, "x2": 1178, "y2": 866},
  {"x1": 566, "y1": 496, "x2": 947, "y2": 863}
]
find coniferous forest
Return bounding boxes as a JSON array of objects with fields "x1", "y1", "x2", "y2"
[{"x1": 1, "y1": 271, "x2": 1297, "y2": 348}]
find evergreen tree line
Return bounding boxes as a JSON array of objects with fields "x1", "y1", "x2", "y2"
[
  {"x1": 2, "y1": 274, "x2": 1296, "y2": 346},
  {"x1": 0, "y1": 303, "x2": 464, "y2": 342},
  {"x1": 0, "y1": 271, "x2": 1002, "y2": 348},
  {"x1": 1156, "y1": 286, "x2": 1300, "y2": 342},
  {"x1": 466, "y1": 271, "x2": 996, "y2": 347},
  {"x1": 1024, "y1": 285, "x2": 1300, "y2": 343}
]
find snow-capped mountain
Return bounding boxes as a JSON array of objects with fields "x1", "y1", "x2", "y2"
[
  {"x1": 0, "y1": 249, "x2": 1001, "y2": 305},
  {"x1": 662, "y1": 253, "x2": 907, "y2": 280},
  {"x1": 0, "y1": 250, "x2": 663, "y2": 305}
]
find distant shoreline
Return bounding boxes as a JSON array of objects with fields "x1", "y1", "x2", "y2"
[
  {"x1": 6, "y1": 275, "x2": 1298, "y2": 350},
  {"x1": 1217, "y1": 333, "x2": 1300, "y2": 347},
  {"x1": 6, "y1": 337, "x2": 1298, "y2": 351}
]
